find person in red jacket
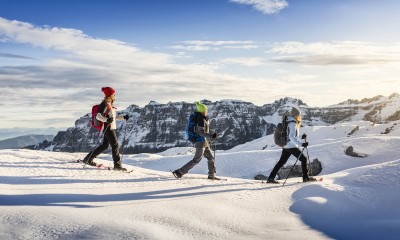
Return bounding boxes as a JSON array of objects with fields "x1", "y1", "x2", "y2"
[{"x1": 83, "y1": 87, "x2": 129, "y2": 170}]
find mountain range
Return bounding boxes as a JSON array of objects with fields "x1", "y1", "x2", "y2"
[
  {"x1": 32, "y1": 93, "x2": 400, "y2": 154},
  {"x1": 0, "y1": 134, "x2": 54, "y2": 149}
]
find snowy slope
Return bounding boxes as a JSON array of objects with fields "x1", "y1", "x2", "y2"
[{"x1": 1, "y1": 121, "x2": 400, "y2": 239}]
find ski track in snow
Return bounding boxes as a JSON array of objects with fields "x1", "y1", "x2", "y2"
[{"x1": 1, "y1": 121, "x2": 400, "y2": 239}]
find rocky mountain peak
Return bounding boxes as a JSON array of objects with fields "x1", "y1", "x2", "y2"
[{"x1": 40, "y1": 93, "x2": 399, "y2": 154}]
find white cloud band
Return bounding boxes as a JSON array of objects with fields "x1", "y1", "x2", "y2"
[{"x1": 230, "y1": 0, "x2": 288, "y2": 14}]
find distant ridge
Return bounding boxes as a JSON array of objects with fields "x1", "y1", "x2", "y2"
[
  {"x1": 0, "y1": 134, "x2": 54, "y2": 149},
  {"x1": 33, "y1": 93, "x2": 400, "y2": 153}
]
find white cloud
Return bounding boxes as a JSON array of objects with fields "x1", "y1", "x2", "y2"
[
  {"x1": 169, "y1": 40, "x2": 257, "y2": 51},
  {"x1": 219, "y1": 57, "x2": 267, "y2": 67},
  {"x1": 270, "y1": 41, "x2": 400, "y2": 65},
  {"x1": 170, "y1": 45, "x2": 213, "y2": 51},
  {"x1": 182, "y1": 40, "x2": 254, "y2": 46},
  {"x1": 0, "y1": 18, "x2": 291, "y2": 127},
  {"x1": 223, "y1": 45, "x2": 259, "y2": 50},
  {"x1": 1, "y1": 18, "x2": 399, "y2": 128},
  {"x1": 230, "y1": 0, "x2": 288, "y2": 14}
]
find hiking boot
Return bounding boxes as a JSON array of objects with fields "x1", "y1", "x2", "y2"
[
  {"x1": 83, "y1": 158, "x2": 97, "y2": 166},
  {"x1": 208, "y1": 176, "x2": 220, "y2": 180},
  {"x1": 266, "y1": 179, "x2": 279, "y2": 184},
  {"x1": 172, "y1": 170, "x2": 182, "y2": 179},
  {"x1": 113, "y1": 166, "x2": 127, "y2": 171},
  {"x1": 303, "y1": 177, "x2": 317, "y2": 182},
  {"x1": 113, "y1": 161, "x2": 127, "y2": 171}
]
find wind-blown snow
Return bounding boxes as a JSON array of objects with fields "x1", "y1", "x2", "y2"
[{"x1": 1, "y1": 120, "x2": 399, "y2": 239}]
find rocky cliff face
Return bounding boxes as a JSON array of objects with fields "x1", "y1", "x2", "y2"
[{"x1": 46, "y1": 93, "x2": 400, "y2": 154}]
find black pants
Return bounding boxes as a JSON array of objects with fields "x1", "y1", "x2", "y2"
[
  {"x1": 85, "y1": 129, "x2": 121, "y2": 165},
  {"x1": 268, "y1": 148, "x2": 309, "y2": 180}
]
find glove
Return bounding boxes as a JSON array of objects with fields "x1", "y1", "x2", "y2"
[
  {"x1": 302, "y1": 142, "x2": 309, "y2": 148},
  {"x1": 301, "y1": 133, "x2": 307, "y2": 140},
  {"x1": 212, "y1": 132, "x2": 218, "y2": 139},
  {"x1": 123, "y1": 115, "x2": 129, "y2": 121},
  {"x1": 106, "y1": 117, "x2": 114, "y2": 124}
]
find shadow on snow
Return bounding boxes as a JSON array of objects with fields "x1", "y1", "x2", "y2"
[{"x1": 0, "y1": 183, "x2": 262, "y2": 208}]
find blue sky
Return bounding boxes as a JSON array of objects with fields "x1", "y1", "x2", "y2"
[{"x1": 1, "y1": 0, "x2": 400, "y2": 128}]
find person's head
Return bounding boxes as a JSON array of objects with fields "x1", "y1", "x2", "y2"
[
  {"x1": 287, "y1": 107, "x2": 302, "y2": 124},
  {"x1": 102, "y1": 87, "x2": 116, "y2": 103},
  {"x1": 196, "y1": 101, "x2": 208, "y2": 116}
]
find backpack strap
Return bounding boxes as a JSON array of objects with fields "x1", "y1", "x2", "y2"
[
  {"x1": 286, "y1": 120, "x2": 297, "y2": 137},
  {"x1": 104, "y1": 103, "x2": 111, "y2": 117}
]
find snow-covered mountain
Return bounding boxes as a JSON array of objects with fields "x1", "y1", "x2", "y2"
[
  {"x1": 0, "y1": 134, "x2": 54, "y2": 149},
  {"x1": 42, "y1": 93, "x2": 400, "y2": 154},
  {"x1": 0, "y1": 127, "x2": 63, "y2": 141},
  {"x1": 1, "y1": 120, "x2": 399, "y2": 239}
]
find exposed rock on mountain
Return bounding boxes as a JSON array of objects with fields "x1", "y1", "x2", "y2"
[{"x1": 40, "y1": 93, "x2": 400, "y2": 154}]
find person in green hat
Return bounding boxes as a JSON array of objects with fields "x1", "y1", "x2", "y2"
[{"x1": 172, "y1": 101, "x2": 219, "y2": 180}]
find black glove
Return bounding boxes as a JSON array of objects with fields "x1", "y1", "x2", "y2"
[
  {"x1": 123, "y1": 115, "x2": 129, "y2": 121},
  {"x1": 212, "y1": 132, "x2": 218, "y2": 139},
  {"x1": 302, "y1": 142, "x2": 309, "y2": 148},
  {"x1": 106, "y1": 117, "x2": 114, "y2": 124},
  {"x1": 301, "y1": 133, "x2": 307, "y2": 140}
]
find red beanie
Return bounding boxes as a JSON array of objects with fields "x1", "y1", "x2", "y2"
[{"x1": 101, "y1": 87, "x2": 115, "y2": 97}]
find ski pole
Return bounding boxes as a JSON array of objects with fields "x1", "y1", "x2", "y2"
[
  {"x1": 305, "y1": 146, "x2": 313, "y2": 177},
  {"x1": 282, "y1": 147, "x2": 305, "y2": 187},
  {"x1": 304, "y1": 136, "x2": 313, "y2": 177},
  {"x1": 119, "y1": 119, "x2": 129, "y2": 163},
  {"x1": 213, "y1": 138, "x2": 217, "y2": 160}
]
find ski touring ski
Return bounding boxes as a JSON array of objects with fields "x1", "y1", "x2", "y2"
[
  {"x1": 297, "y1": 177, "x2": 323, "y2": 183},
  {"x1": 75, "y1": 159, "x2": 133, "y2": 173},
  {"x1": 261, "y1": 177, "x2": 323, "y2": 185},
  {"x1": 205, "y1": 177, "x2": 228, "y2": 181},
  {"x1": 170, "y1": 170, "x2": 227, "y2": 181}
]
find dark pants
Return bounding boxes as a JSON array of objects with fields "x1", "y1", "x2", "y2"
[
  {"x1": 268, "y1": 148, "x2": 309, "y2": 180},
  {"x1": 85, "y1": 129, "x2": 121, "y2": 166}
]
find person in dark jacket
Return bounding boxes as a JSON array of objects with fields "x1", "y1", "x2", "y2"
[
  {"x1": 83, "y1": 87, "x2": 129, "y2": 170},
  {"x1": 172, "y1": 101, "x2": 219, "y2": 179},
  {"x1": 267, "y1": 107, "x2": 316, "y2": 183}
]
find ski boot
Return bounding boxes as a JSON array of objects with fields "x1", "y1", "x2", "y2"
[
  {"x1": 303, "y1": 177, "x2": 317, "y2": 182},
  {"x1": 266, "y1": 179, "x2": 279, "y2": 184}
]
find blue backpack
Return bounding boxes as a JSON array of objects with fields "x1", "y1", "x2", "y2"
[{"x1": 186, "y1": 113, "x2": 201, "y2": 143}]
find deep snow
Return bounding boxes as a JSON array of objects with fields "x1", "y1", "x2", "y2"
[{"x1": 1, "y1": 121, "x2": 399, "y2": 240}]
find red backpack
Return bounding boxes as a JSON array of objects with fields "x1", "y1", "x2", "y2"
[{"x1": 91, "y1": 103, "x2": 111, "y2": 135}]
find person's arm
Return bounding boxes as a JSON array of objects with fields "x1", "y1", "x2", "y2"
[
  {"x1": 196, "y1": 117, "x2": 213, "y2": 139},
  {"x1": 287, "y1": 122, "x2": 303, "y2": 147},
  {"x1": 96, "y1": 103, "x2": 112, "y2": 122}
]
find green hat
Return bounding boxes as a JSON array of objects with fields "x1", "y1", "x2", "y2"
[{"x1": 196, "y1": 101, "x2": 208, "y2": 113}]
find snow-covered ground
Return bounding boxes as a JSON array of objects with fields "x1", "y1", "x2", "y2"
[{"x1": 1, "y1": 121, "x2": 399, "y2": 239}]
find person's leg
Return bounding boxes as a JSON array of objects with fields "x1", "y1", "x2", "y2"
[
  {"x1": 286, "y1": 148, "x2": 309, "y2": 179},
  {"x1": 85, "y1": 134, "x2": 110, "y2": 164},
  {"x1": 268, "y1": 149, "x2": 291, "y2": 180},
  {"x1": 178, "y1": 142, "x2": 205, "y2": 176},
  {"x1": 203, "y1": 147, "x2": 216, "y2": 178},
  {"x1": 105, "y1": 129, "x2": 122, "y2": 168}
]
